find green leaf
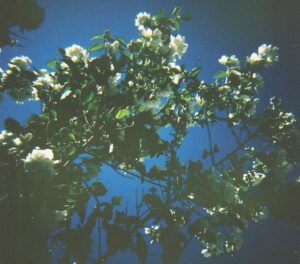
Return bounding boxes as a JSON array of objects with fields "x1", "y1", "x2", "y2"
[
  {"x1": 91, "y1": 34, "x2": 104, "y2": 40},
  {"x1": 173, "y1": 20, "x2": 180, "y2": 31},
  {"x1": 202, "y1": 149, "x2": 209, "y2": 159},
  {"x1": 49, "y1": 109, "x2": 57, "y2": 120},
  {"x1": 115, "y1": 108, "x2": 130, "y2": 119},
  {"x1": 172, "y1": 6, "x2": 181, "y2": 18},
  {"x1": 87, "y1": 42, "x2": 105, "y2": 52},
  {"x1": 214, "y1": 70, "x2": 227, "y2": 79},
  {"x1": 111, "y1": 196, "x2": 122, "y2": 206},
  {"x1": 0, "y1": 94, "x2": 3, "y2": 104},
  {"x1": 68, "y1": 133, "x2": 76, "y2": 141},
  {"x1": 135, "y1": 233, "x2": 147, "y2": 263},
  {"x1": 191, "y1": 66, "x2": 201, "y2": 77},
  {"x1": 92, "y1": 182, "x2": 107, "y2": 196},
  {"x1": 46, "y1": 59, "x2": 58, "y2": 69},
  {"x1": 181, "y1": 14, "x2": 192, "y2": 21},
  {"x1": 65, "y1": 145, "x2": 77, "y2": 157},
  {"x1": 82, "y1": 90, "x2": 95, "y2": 105},
  {"x1": 116, "y1": 36, "x2": 127, "y2": 47},
  {"x1": 39, "y1": 113, "x2": 49, "y2": 121},
  {"x1": 87, "y1": 102, "x2": 96, "y2": 111},
  {"x1": 213, "y1": 144, "x2": 219, "y2": 153}
]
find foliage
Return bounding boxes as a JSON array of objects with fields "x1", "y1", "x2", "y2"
[
  {"x1": 0, "y1": 7, "x2": 299, "y2": 264},
  {"x1": 0, "y1": 0, "x2": 44, "y2": 47}
]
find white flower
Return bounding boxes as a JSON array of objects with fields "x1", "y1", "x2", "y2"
[
  {"x1": 8, "y1": 56, "x2": 32, "y2": 70},
  {"x1": 135, "y1": 12, "x2": 151, "y2": 30},
  {"x1": 110, "y1": 64, "x2": 115, "y2": 71},
  {"x1": 170, "y1": 73, "x2": 183, "y2": 84},
  {"x1": 105, "y1": 41, "x2": 120, "y2": 55},
  {"x1": 109, "y1": 144, "x2": 114, "y2": 154},
  {"x1": 141, "y1": 28, "x2": 153, "y2": 38},
  {"x1": 169, "y1": 35, "x2": 188, "y2": 59},
  {"x1": 13, "y1": 137, "x2": 22, "y2": 146},
  {"x1": 128, "y1": 81, "x2": 134, "y2": 87},
  {"x1": 111, "y1": 41, "x2": 120, "y2": 54},
  {"x1": 201, "y1": 249, "x2": 212, "y2": 258},
  {"x1": 24, "y1": 147, "x2": 59, "y2": 185},
  {"x1": 218, "y1": 55, "x2": 228, "y2": 65},
  {"x1": 187, "y1": 193, "x2": 195, "y2": 199},
  {"x1": 65, "y1": 44, "x2": 89, "y2": 64},
  {"x1": 168, "y1": 62, "x2": 181, "y2": 72},
  {"x1": 247, "y1": 52, "x2": 262, "y2": 64},
  {"x1": 0, "y1": 130, "x2": 13, "y2": 142}
]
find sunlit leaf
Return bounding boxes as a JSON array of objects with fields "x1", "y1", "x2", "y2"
[
  {"x1": 46, "y1": 59, "x2": 58, "y2": 69},
  {"x1": 87, "y1": 42, "x2": 105, "y2": 52},
  {"x1": 115, "y1": 108, "x2": 130, "y2": 119}
]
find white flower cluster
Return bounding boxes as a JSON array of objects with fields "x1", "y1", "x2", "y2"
[
  {"x1": 0, "y1": 56, "x2": 38, "y2": 103},
  {"x1": 8, "y1": 56, "x2": 32, "y2": 71},
  {"x1": 247, "y1": 44, "x2": 279, "y2": 66},
  {"x1": 134, "y1": 12, "x2": 188, "y2": 60},
  {"x1": 65, "y1": 44, "x2": 89, "y2": 64},
  {"x1": 218, "y1": 55, "x2": 240, "y2": 69},
  {"x1": 144, "y1": 225, "x2": 160, "y2": 244},
  {"x1": 242, "y1": 171, "x2": 266, "y2": 186},
  {"x1": 0, "y1": 130, "x2": 13, "y2": 145},
  {"x1": 24, "y1": 147, "x2": 59, "y2": 185}
]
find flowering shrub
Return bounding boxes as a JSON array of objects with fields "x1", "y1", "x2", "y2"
[{"x1": 0, "y1": 7, "x2": 299, "y2": 264}]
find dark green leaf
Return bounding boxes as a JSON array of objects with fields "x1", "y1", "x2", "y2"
[
  {"x1": 135, "y1": 233, "x2": 147, "y2": 263},
  {"x1": 213, "y1": 144, "x2": 219, "y2": 153},
  {"x1": 65, "y1": 145, "x2": 77, "y2": 157},
  {"x1": 49, "y1": 109, "x2": 57, "y2": 120},
  {"x1": 82, "y1": 90, "x2": 95, "y2": 105},
  {"x1": 92, "y1": 182, "x2": 107, "y2": 196},
  {"x1": 181, "y1": 14, "x2": 192, "y2": 21},
  {"x1": 202, "y1": 149, "x2": 209, "y2": 159},
  {"x1": 173, "y1": 20, "x2": 180, "y2": 31},
  {"x1": 111, "y1": 196, "x2": 122, "y2": 205},
  {"x1": 87, "y1": 42, "x2": 105, "y2": 52},
  {"x1": 0, "y1": 94, "x2": 3, "y2": 104},
  {"x1": 191, "y1": 66, "x2": 201, "y2": 77},
  {"x1": 39, "y1": 113, "x2": 49, "y2": 121},
  {"x1": 172, "y1": 6, "x2": 181, "y2": 18}
]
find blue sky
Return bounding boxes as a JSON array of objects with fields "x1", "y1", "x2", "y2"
[{"x1": 0, "y1": 1, "x2": 299, "y2": 263}]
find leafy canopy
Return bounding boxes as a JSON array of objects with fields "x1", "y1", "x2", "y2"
[{"x1": 0, "y1": 7, "x2": 299, "y2": 264}]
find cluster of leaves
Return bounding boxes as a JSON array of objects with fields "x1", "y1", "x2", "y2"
[
  {"x1": 0, "y1": 7, "x2": 299, "y2": 264},
  {"x1": 0, "y1": 0, "x2": 44, "y2": 47}
]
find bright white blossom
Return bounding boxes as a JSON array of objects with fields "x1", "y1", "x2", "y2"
[
  {"x1": 169, "y1": 35, "x2": 188, "y2": 59},
  {"x1": 218, "y1": 55, "x2": 240, "y2": 68},
  {"x1": 65, "y1": 44, "x2": 89, "y2": 64},
  {"x1": 24, "y1": 147, "x2": 59, "y2": 185}
]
